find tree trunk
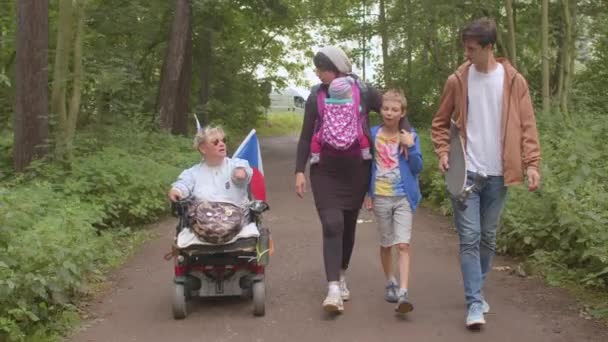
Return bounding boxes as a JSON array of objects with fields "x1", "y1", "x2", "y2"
[
  {"x1": 51, "y1": 0, "x2": 73, "y2": 144},
  {"x1": 199, "y1": 25, "x2": 213, "y2": 126},
  {"x1": 172, "y1": 22, "x2": 192, "y2": 135},
  {"x1": 505, "y1": 0, "x2": 517, "y2": 66},
  {"x1": 156, "y1": 0, "x2": 192, "y2": 132},
  {"x1": 495, "y1": 26, "x2": 510, "y2": 59},
  {"x1": 379, "y1": 0, "x2": 390, "y2": 86},
  {"x1": 361, "y1": 2, "x2": 367, "y2": 82},
  {"x1": 361, "y1": 36, "x2": 366, "y2": 82},
  {"x1": 541, "y1": 0, "x2": 550, "y2": 114},
  {"x1": 559, "y1": 0, "x2": 573, "y2": 116},
  {"x1": 567, "y1": 1, "x2": 577, "y2": 108},
  {"x1": 405, "y1": 0, "x2": 412, "y2": 94},
  {"x1": 53, "y1": 0, "x2": 85, "y2": 162},
  {"x1": 65, "y1": 1, "x2": 85, "y2": 153},
  {"x1": 14, "y1": 0, "x2": 49, "y2": 172}
]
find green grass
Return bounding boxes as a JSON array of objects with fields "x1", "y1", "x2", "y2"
[{"x1": 255, "y1": 112, "x2": 303, "y2": 137}]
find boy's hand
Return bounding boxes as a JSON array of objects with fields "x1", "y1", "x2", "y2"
[
  {"x1": 400, "y1": 130, "x2": 414, "y2": 159},
  {"x1": 364, "y1": 196, "x2": 373, "y2": 211},
  {"x1": 399, "y1": 130, "x2": 415, "y2": 148}
]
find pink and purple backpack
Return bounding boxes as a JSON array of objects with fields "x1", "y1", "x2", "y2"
[{"x1": 314, "y1": 83, "x2": 368, "y2": 154}]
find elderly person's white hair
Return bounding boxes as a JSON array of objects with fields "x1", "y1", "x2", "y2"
[{"x1": 193, "y1": 125, "x2": 225, "y2": 149}]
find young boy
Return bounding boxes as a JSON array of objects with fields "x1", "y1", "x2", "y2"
[{"x1": 365, "y1": 89, "x2": 423, "y2": 313}]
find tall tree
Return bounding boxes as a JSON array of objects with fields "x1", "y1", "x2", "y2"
[
  {"x1": 198, "y1": 23, "x2": 213, "y2": 126},
  {"x1": 14, "y1": 0, "x2": 49, "y2": 171},
  {"x1": 379, "y1": 0, "x2": 390, "y2": 86},
  {"x1": 557, "y1": 0, "x2": 574, "y2": 116},
  {"x1": 51, "y1": 0, "x2": 86, "y2": 162},
  {"x1": 173, "y1": 22, "x2": 192, "y2": 135},
  {"x1": 404, "y1": 0, "x2": 413, "y2": 95},
  {"x1": 505, "y1": 0, "x2": 517, "y2": 66},
  {"x1": 541, "y1": 0, "x2": 550, "y2": 114},
  {"x1": 156, "y1": 0, "x2": 192, "y2": 133}
]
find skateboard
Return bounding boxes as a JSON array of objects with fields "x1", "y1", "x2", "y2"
[{"x1": 445, "y1": 122, "x2": 487, "y2": 210}]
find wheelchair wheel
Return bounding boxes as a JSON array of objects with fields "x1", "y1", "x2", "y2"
[
  {"x1": 252, "y1": 280, "x2": 265, "y2": 316},
  {"x1": 172, "y1": 284, "x2": 188, "y2": 319}
]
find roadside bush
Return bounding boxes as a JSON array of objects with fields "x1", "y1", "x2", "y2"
[
  {"x1": 417, "y1": 111, "x2": 608, "y2": 290},
  {"x1": 0, "y1": 183, "x2": 117, "y2": 341},
  {"x1": 0, "y1": 124, "x2": 199, "y2": 341},
  {"x1": 417, "y1": 131, "x2": 451, "y2": 214},
  {"x1": 500, "y1": 113, "x2": 608, "y2": 288}
]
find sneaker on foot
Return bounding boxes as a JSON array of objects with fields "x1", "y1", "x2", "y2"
[
  {"x1": 384, "y1": 282, "x2": 398, "y2": 303},
  {"x1": 482, "y1": 299, "x2": 490, "y2": 314},
  {"x1": 323, "y1": 291, "x2": 344, "y2": 314},
  {"x1": 395, "y1": 293, "x2": 414, "y2": 314},
  {"x1": 339, "y1": 279, "x2": 350, "y2": 301},
  {"x1": 466, "y1": 303, "x2": 486, "y2": 329}
]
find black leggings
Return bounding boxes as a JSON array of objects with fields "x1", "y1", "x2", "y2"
[{"x1": 318, "y1": 208, "x2": 359, "y2": 282}]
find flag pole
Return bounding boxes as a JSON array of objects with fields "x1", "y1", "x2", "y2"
[{"x1": 232, "y1": 129, "x2": 257, "y2": 158}]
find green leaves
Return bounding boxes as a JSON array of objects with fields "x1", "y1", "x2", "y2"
[
  {"x1": 501, "y1": 113, "x2": 608, "y2": 289},
  {"x1": 419, "y1": 111, "x2": 608, "y2": 293},
  {"x1": 0, "y1": 124, "x2": 196, "y2": 341}
]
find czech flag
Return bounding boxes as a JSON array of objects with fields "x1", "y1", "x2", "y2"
[{"x1": 233, "y1": 129, "x2": 266, "y2": 202}]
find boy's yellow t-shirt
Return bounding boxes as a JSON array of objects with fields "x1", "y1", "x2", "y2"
[{"x1": 374, "y1": 131, "x2": 406, "y2": 197}]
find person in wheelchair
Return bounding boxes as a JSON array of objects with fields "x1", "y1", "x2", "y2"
[
  {"x1": 168, "y1": 125, "x2": 257, "y2": 245},
  {"x1": 169, "y1": 125, "x2": 251, "y2": 207},
  {"x1": 166, "y1": 125, "x2": 270, "y2": 318}
]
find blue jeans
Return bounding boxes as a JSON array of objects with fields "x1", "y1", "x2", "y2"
[{"x1": 452, "y1": 172, "x2": 507, "y2": 308}]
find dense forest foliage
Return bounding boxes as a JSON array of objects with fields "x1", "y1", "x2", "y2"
[{"x1": 0, "y1": 0, "x2": 607, "y2": 340}]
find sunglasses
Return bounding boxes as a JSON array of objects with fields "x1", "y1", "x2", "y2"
[{"x1": 211, "y1": 137, "x2": 227, "y2": 146}]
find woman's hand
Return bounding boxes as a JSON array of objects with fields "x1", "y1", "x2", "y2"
[
  {"x1": 232, "y1": 167, "x2": 247, "y2": 184},
  {"x1": 364, "y1": 196, "x2": 373, "y2": 211},
  {"x1": 295, "y1": 172, "x2": 306, "y2": 198},
  {"x1": 168, "y1": 188, "x2": 182, "y2": 202}
]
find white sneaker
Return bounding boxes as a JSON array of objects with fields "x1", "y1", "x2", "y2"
[
  {"x1": 482, "y1": 299, "x2": 490, "y2": 314},
  {"x1": 339, "y1": 279, "x2": 350, "y2": 301},
  {"x1": 466, "y1": 303, "x2": 486, "y2": 329},
  {"x1": 323, "y1": 289, "x2": 344, "y2": 313}
]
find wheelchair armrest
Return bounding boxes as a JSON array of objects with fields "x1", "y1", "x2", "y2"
[
  {"x1": 171, "y1": 198, "x2": 193, "y2": 217},
  {"x1": 171, "y1": 198, "x2": 193, "y2": 233},
  {"x1": 249, "y1": 200, "x2": 270, "y2": 214}
]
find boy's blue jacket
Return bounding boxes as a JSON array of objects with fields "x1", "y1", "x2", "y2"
[{"x1": 368, "y1": 125, "x2": 423, "y2": 212}]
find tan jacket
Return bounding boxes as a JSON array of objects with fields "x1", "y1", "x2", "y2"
[{"x1": 431, "y1": 58, "x2": 541, "y2": 186}]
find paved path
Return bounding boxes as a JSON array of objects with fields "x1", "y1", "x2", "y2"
[{"x1": 68, "y1": 135, "x2": 607, "y2": 342}]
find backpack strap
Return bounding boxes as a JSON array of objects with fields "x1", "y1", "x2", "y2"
[
  {"x1": 351, "y1": 81, "x2": 361, "y2": 113},
  {"x1": 316, "y1": 87, "x2": 327, "y2": 120},
  {"x1": 349, "y1": 75, "x2": 368, "y2": 113},
  {"x1": 314, "y1": 86, "x2": 327, "y2": 133}
]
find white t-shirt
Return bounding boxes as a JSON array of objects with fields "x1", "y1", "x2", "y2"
[
  {"x1": 466, "y1": 63, "x2": 504, "y2": 176},
  {"x1": 171, "y1": 157, "x2": 253, "y2": 207}
]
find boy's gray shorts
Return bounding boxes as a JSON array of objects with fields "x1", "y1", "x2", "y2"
[{"x1": 372, "y1": 196, "x2": 413, "y2": 247}]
